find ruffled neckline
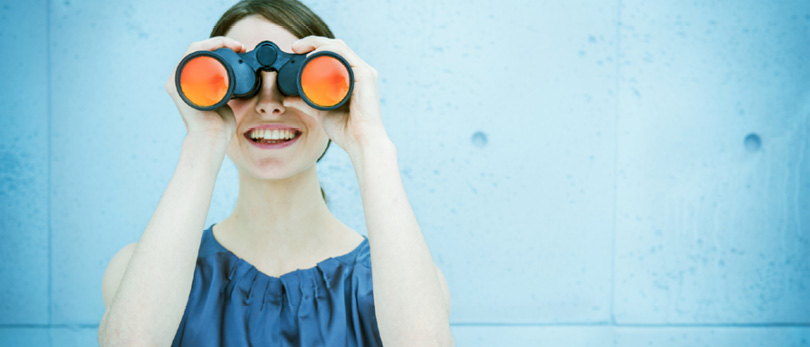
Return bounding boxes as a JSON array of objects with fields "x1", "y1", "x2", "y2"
[
  {"x1": 200, "y1": 223, "x2": 370, "y2": 310},
  {"x1": 205, "y1": 222, "x2": 369, "y2": 281}
]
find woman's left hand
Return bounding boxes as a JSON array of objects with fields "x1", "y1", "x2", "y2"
[{"x1": 283, "y1": 36, "x2": 391, "y2": 160}]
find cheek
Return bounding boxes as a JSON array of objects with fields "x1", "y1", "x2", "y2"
[
  {"x1": 228, "y1": 98, "x2": 252, "y2": 115},
  {"x1": 300, "y1": 116, "x2": 323, "y2": 138},
  {"x1": 303, "y1": 121, "x2": 329, "y2": 150},
  {"x1": 228, "y1": 100, "x2": 252, "y2": 135},
  {"x1": 227, "y1": 135, "x2": 242, "y2": 159}
]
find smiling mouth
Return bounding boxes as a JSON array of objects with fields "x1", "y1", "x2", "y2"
[{"x1": 244, "y1": 130, "x2": 302, "y2": 144}]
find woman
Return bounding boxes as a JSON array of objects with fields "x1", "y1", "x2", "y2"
[{"x1": 97, "y1": 0, "x2": 453, "y2": 345}]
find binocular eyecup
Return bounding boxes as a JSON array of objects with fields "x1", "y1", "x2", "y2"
[{"x1": 175, "y1": 40, "x2": 354, "y2": 111}]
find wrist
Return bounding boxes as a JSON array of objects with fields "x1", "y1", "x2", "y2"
[
  {"x1": 349, "y1": 136, "x2": 397, "y2": 167},
  {"x1": 183, "y1": 131, "x2": 231, "y2": 151},
  {"x1": 181, "y1": 133, "x2": 230, "y2": 170}
]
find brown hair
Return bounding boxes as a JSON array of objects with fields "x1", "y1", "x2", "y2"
[{"x1": 211, "y1": 0, "x2": 333, "y2": 202}]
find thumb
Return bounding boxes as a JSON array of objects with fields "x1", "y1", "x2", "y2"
[
  {"x1": 283, "y1": 96, "x2": 321, "y2": 122},
  {"x1": 282, "y1": 96, "x2": 306, "y2": 110}
]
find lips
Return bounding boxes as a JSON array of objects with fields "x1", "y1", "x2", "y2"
[
  {"x1": 242, "y1": 127, "x2": 303, "y2": 149},
  {"x1": 243, "y1": 124, "x2": 302, "y2": 135}
]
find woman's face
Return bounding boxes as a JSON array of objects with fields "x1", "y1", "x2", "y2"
[{"x1": 223, "y1": 14, "x2": 329, "y2": 180}]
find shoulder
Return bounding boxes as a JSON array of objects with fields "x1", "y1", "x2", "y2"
[
  {"x1": 351, "y1": 234, "x2": 372, "y2": 269},
  {"x1": 101, "y1": 242, "x2": 138, "y2": 309}
]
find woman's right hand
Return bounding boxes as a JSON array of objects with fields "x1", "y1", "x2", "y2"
[{"x1": 165, "y1": 36, "x2": 247, "y2": 144}]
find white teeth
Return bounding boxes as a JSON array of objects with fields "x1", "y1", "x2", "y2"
[{"x1": 249, "y1": 128, "x2": 298, "y2": 141}]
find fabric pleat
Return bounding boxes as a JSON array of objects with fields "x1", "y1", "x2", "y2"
[{"x1": 171, "y1": 223, "x2": 382, "y2": 346}]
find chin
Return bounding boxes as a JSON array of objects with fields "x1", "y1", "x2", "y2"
[
  {"x1": 248, "y1": 159, "x2": 312, "y2": 181},
  {"x1": 250, "y1": 162, "x2": 294, "y2": 180}
]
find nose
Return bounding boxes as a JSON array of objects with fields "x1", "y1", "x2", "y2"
[{"x1": 254, "y1": 70, "x2": 286, "y2": 116}]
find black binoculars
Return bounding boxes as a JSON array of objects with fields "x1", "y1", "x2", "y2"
[{"x1": 175, "y1": 40, "x2": 354, "y2": 111}]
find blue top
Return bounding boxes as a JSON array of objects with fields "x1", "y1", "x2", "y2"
[{"x1": 171, "y1": 223, "x2": 383, "y2": 346}]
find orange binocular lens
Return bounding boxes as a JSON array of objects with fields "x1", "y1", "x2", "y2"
[
  {"x1": 300, "y1": 55, "x2": 352, "y2": 108},
  {"x1": 178, "y1": 55, "x2": 231, "y2": 108}
]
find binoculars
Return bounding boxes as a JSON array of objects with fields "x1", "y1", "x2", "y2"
[{"x1": 175, "y1": 40, "x2": 354, "y2": 111}]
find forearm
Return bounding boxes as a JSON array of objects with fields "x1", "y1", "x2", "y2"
[
  {"x1": 351, "y1": 139, "x2": 452, "y2": 346},
  {"x1": 100, "y1": 134, "x2": 227, "y2": 346}
]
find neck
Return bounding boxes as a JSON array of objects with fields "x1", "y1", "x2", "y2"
[{"x1": 220, "y1": 163, "x2": 336, "y2": 249}]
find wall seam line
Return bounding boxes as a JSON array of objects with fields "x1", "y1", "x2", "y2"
[
  {"x1": 46, "y1": 0, "x2": 53, "y2": 334},
  {"x1": 4, "y1": 323, "x2": 810, "y2": 329},
  {"x1": 446, "y1": 322, "x2": 810, "y2": 328},
  {"x1": 610, "y1": 0, "x2": 622, "y2": 329}
]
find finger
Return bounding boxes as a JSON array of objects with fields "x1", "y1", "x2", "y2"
[
  {"x1": 291, "y1": 35, "x2": 335, "y2": 54},
  {"x1": 282, "y1": 96, "x2": 309, "y2": 113},
  {"x1": 202, "y1": 36, "x2": 246, "y2": 52},
  {"x1": 171, "y1": 37, "x2": 246, "y2": 93},
  {"x1": 190, "y1": 36, "x2": 246, "y2": 54},
  {"x1": 292, "y1": 37, "x2": 369, "y2": 72},
  {"x1": 305, "y1": 44, "x2": 377, "y2": 81},
  {"x1": 306, "y1": 44, "x2": 360, "y2": 65},
  {"x1": 215, "y1": 103, "x2": 236, "y2": 123},
  {"x1": 283, "y1": 96, "x2": 324, "y2": 123}
]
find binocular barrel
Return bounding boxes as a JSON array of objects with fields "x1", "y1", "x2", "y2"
[{"x1": 175, "y1": 41, "x2": 354, "y2": 111}]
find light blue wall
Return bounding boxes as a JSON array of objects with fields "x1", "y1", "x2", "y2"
[{"x1": 1, "y1": 0, "x2": 808, "y2": 346}]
